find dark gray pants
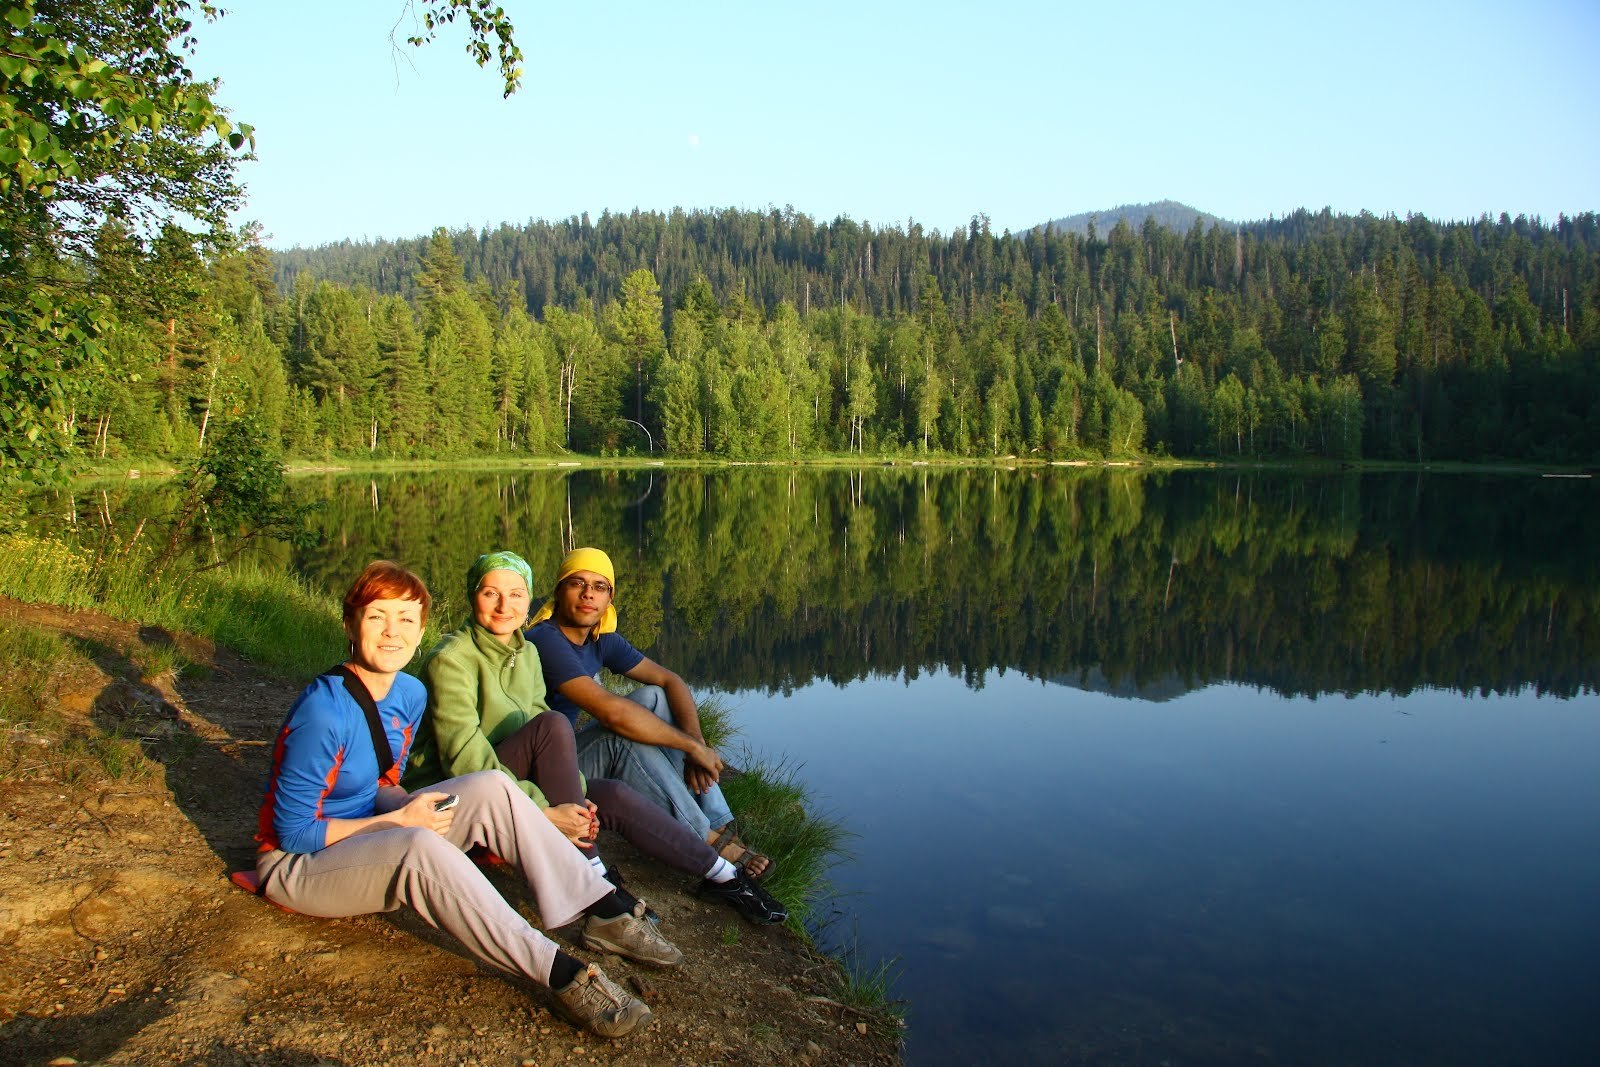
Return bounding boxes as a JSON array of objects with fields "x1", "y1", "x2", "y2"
[{"x1": 494, "y1": 712, "x2": 720, "y2": 879}]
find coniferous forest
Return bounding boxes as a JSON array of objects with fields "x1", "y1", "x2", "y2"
[
  {"x1": 76, "y1": 206, "x2": 1600, "y2": 467},
  {"x1": 5, "y1": 3, "x2": 1597, "y2": 496}
]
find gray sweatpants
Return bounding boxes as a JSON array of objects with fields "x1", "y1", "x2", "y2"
[{"x1": 255, "y1": 769, "x2": 607, "y2": 987}]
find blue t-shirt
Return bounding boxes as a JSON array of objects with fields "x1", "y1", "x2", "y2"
[
  {"x1": 526, "y1": 620, "x2": 645, "y2": 727},
  {"x1": 255, "y1": 672, "x2": 424, "y2": 854}
]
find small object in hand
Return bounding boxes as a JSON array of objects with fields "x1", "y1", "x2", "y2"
[{"x1": 434, "y1": 794, "x2": 459, "y2": 811}]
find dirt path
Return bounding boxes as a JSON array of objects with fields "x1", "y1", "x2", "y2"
[{"x1": 0, "y1": 599, "x2": 900, "y2": 1066}]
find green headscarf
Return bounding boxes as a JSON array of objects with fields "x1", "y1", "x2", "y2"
[{"x1": 465, "y1": 550, "x2": 535, "y2": 606}]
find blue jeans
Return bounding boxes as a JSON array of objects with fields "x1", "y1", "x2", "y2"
[{"x1": 574, "y1": 685, "x2": 735, "y2": 840}]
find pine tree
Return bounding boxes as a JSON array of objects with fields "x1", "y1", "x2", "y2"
[
  {"x1": 374, "y1": 296, "x2": 425, "y2": 453},
  {"x1": 613, "y1": 268, "x2": 667, "y2": 428}
]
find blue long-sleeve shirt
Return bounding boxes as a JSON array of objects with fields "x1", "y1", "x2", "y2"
[{"x1": 255, "y1": 672, "x2": 423, "y2": 854}]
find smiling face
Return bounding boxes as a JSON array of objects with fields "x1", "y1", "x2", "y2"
[
  {"x1": 473, "y1": 568, "x2": 531, "y2": 643},
  {"x1": 345, "y1": 597, "x2": 425, "y2": 676},
  {"x1": 552, "y1": 569, "x2": 612, "y2": 635}
]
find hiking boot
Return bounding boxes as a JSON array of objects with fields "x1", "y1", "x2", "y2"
[
  {"x1": 582, "y1": 909, "x2": 684, "y2": 967},
  {"x1": 698, "y1": 869, "x2": 788, "y2": 925},
  {"x1": 551, "y1": 962, "x2": 653, "y2": 1038}
]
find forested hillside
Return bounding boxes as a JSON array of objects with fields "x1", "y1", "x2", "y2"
[
  {"x1": 66, "y1": 206, "x2": 1600, "y2": 464},
  {"x1": 1038, "y1": 200, "x2": 1228, "y2": 238}
]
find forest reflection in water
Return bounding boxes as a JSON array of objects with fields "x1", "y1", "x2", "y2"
[
  {"x1": 66, "y1": 466, "x2": 1600, "y2": 1063},
  {"x1": 76, "y1": 464, "x2": 1600, "y2": 699}
]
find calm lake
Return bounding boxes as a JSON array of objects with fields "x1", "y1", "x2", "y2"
[{"x1": 80, "y1": 466, "x2": 1600, "y2": 1065}]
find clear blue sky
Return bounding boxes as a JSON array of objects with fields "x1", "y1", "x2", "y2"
[{"x1": 191, "y1": 0, "x2": 1600, "y2": 249}]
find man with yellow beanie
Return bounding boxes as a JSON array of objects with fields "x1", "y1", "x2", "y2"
[{"x1": 528, "y1": 547, "x2": 774, "y2": 884}]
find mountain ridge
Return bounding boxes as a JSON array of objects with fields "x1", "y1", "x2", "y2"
[{"x1": 1035, "y1": 199, "x2": 1232, "y2": 236}]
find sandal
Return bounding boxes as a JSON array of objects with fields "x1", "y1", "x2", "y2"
[{"x1": 710, "y1": 823, "x2": 774, "y2": 881}]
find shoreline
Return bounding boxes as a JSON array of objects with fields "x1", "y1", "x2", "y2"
[{"x1": 65, "y1": 452, "x2": 1584, "y2": 487}]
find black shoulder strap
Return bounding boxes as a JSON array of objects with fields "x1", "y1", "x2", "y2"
[{"x1": 326, "y1": 664, "x2": 395, "y2": 778}]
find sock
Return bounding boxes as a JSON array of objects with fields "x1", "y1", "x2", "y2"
[
  {"x1": 587, "y1": 891, "x2": 628, "y2": 920},
  {"x1": 704, "y1": 856, "x2": 737, "y2": 883},
  {"x1": 548, "y1": 951, "x2": 583, "y2": 989},
  {"x1": 587, "y1": 852, "x2": 608, "y2": 878},
  {"x1": 608, "y1": 879, "x2": 643, "y2": 913}
]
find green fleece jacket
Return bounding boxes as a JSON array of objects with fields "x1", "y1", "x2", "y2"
[{"x1": 403, "y1": 621, "x2": 578, "y2": 806}]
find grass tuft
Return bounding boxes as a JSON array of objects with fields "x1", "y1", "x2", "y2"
[
  {"x1": 830, "y1": 930, "x2": 907, "y2": 1031},
  {"x1": 694, "y1": 694, "x2": 738, "y2": 751},
  {"x1": 130, "y1": 640, "x2": 191, "y2": 683},
  {"x1": 721, "y1": 753, "x2": 849, "y2": 931}
]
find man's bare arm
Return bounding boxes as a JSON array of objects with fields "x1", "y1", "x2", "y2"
[{"x1": 554, "y1": 669, "x2": 724, "y2": 784}]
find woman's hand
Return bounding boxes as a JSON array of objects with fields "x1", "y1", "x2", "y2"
[
  {"x1": 398, "y1": 791, "x2": 456, "y2": 837},
  {"x1": 583, "y1": 798, "x2": 600, "y2": 842},
  {"x1": 544, "y1": 801, "x2": 596, "y2": 846}
]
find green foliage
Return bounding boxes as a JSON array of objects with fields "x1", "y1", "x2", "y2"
[
  {"x1": 34, "y1": 207, "x2": 1600, "y2": 467},
  {"x1": 0, "y1": 0, "x2": 249, "y2": 501},
  {"x1": 612, "y1": 268, "x2": 666, "y2": 432},
  {"x1": 0, "y1": 0, "x2": 251, "y2": 258},
  {"x1": 0, "y1": 1, "x2": 527, "y2": 504},
  {"x1": 403, "y1": 0, "x2": 524, "y2": 98},
  {"x1": 268, "y1": 207, "x2": 1600, "y2": 465},
  {"x1": 147, "y1": 412, "x2": 319, "y2": 576},
  {"x1": 0, "y1": 289, "x2": 110, "y2": 499}
]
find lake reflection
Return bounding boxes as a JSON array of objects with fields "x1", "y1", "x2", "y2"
[{"x1": 65, "y1": 467, "x2": 1600, "y2": 1063}]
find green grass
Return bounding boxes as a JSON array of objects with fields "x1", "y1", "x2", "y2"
[
  {"x1": 129, "y1": 639, "x2": 192, "y2": 683},
  {"x1": 0, "y1": 532, "x2": 94, "y2": 604},
  {"x1": 720, "y1": 756, "x2": 846, "y2": 930},
  {"x1": 0, "y1": 535, "x2": 344, "y2": 679},
  {"x1": 694, "y1": 694, "x2": 737, "y2": 751},
  {"x1": 830, "y1": 932, "x2": 907, "y2": 1032}
]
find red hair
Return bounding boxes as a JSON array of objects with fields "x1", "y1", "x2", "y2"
[{"x1": 342, "y1": 560, "x2": 431, "y2": 629}]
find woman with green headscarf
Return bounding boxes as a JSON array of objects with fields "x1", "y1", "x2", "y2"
[{"x1": 403, "y1": 551, "x2": 786, "y2": 928}]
